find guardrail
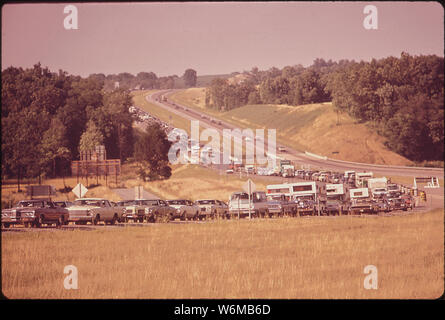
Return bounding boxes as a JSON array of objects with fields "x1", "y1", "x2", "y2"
[
  {"x1": 325, "y1": 156, "x2": 444, "y2": 172},
  {"x1": 304, "y1": 151, "x2": 328, "y2": 161}
]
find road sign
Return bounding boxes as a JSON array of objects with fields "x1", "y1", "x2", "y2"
[
  {"x1": 26, "y1": 185, "x2": 56, "y2": 198},
  {"x1": 243, "y1": 179, "x2": 256, "y2": 194},
  {"x1": 72, "y1": 183, "x2": 88, "y2": 198}
]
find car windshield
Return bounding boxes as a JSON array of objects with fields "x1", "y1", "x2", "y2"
[
  {"x1": 54, "y1": 202, "x2": 67, "y2": 207},
  {"x1": 167, "y1": 200, "x2": 187, "y2": 205},
  {"x1": 122, "y1": 200, "x2": 138, "y2": 205},
  {"x1": 73, "y1": 200, "x2": 102, "y2": 206},
  {"x1": 197, "y1": 200, "x2": 216, "y2": 204},
  {"x1": 142, "y1": 200, "x2": 160, "y2": 206},
  {"x1": 267, "y1": 195, "x2": 283, "y2": 201},
  {"x1": 16, "y1": 201, "x2": 44, "y2": 208},
  {"x1": 230, "y1": 193, "x2": 249, "y2": 201}
]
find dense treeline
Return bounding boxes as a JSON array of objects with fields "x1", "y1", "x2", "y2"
[
  {"x1": 205, "y1": 53, "x2": 444, "y2": 161},
  {"x1": 91, "y1": 68, "x2": 198, "y2": 91},
  {"x1": 2, "y1": 64, "x2": 135, "y2": 185}
]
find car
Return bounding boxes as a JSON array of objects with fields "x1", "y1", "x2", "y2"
[
  {"x1": 266, "y1": 194, "x2": 297, "y2": 217},
  {"x1": 67, "y1": 198, "x2": 121, "y2": 225},
  {"x1": 349, "y1": 199, "x2": 379, "y2": 215},
  {"x1": 2, "y1": 199, "x2": 69, "y2": 228},
  {"x1": 323, "y1": 199, "x2": 345, "y2": 215},
  {"x1": 144, "y1": 199, "x2": 176, "y2": 223},
  {"x1": 195, "y1": 199, "x2": 230, "y2": 220},
  {"x1": 225, "y1": 169, "x2": 234, "y2": 174},
  {"x1": 400, "y1": 194, "x2": 415, "y2": 210},
  {"x1": 374, "y1": 199, "x2": 391, "y2": 213},
  {"x1": 110, "y1": 201, "x2": 127, "y2": 222},
  {"x1": 166, "y1": 199, "x2": 200, "y2": 220},
  {"x1": 293, "y1": 198, "x2": 317, "y2": 216},
  {"x1": 228, "y1": 192, "x2": 269, "y2": 219},
  {"x1": 387, "y1": 197, "x2": 407, "y2": 211},
  {"x1": 278, "y1": 146, "x2": 286, "y2": 153},
  {"x1": 117, "y1": 199, "x2": 150, "y2": 223},
  {"x1": 53, "y1": 200, "x2": 74, "y2": 208},
  {"x1": 371, "y1": 188, "x2": 388, "y2": 199}
]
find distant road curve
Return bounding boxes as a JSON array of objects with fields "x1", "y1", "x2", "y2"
[{"x1": 146, "y1": 90, "x2": 444, "y2": 178}]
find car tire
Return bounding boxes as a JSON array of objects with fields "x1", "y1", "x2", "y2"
[
  {"x1": 36, "y1": 215, "x2": 43, "y2": 228},
  {"x1": 110, "y1": 214, "x2": 117, "y2": 225},
  {"x1": 56, "y1": 216, "x2": 63, "y2": 228},
  {"x1": 93, "y1": 215, "x2": 100, "y2": 225}
]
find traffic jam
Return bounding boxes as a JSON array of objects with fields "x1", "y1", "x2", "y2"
[{"x1": 1, "y1": 166, "x2": 429, "y2": 230}]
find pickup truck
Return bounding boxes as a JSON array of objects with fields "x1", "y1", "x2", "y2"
[
  {"x1": 266, "y1": 194, "x2": 298, "y2": 217},
  {"x1": 387, "y1": 197, "x2": 407, "y2": 211},
  {"x1": 323, "y1": 200, "x2": 345, "y2": 216},
  {"x1": 166, "y1": 199, "x2": 200, "y2": 220},
  {"x1": 67, "y1": 198, "x2": 121, "y2": 225},
  {"x1": 349, "y1": 199, "x2": 379, "y2": 215},
  {"x1": 117, "y1": 199, "x2": 149, "y2": 223},
  {"x1": 144, "y1": 199, "x2": 176, "y2": 223},
  {"x1": 194, "y1": 199, "x2": 229, "y2": 220},
  {"x1": 228, "y1": 191, "x2": 269, "y2": 218},
  {"x1": 400, "y1": 194, "x2": 414, "y2": 210},
  {"x1": 1, "y1": 199, "x2": 69, "y2": 228},
  {"x1": 294, "y1": 199, "x2": 317, "y2": 216}
]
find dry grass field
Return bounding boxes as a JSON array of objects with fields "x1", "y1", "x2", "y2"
[
  {"x1": 125, "y1": 163, "x2": 274, "y2": 202},
  {"x1": 2, "y1": 208, "x2": 443, "y2": 299}
]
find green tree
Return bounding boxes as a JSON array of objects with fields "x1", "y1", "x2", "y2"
[
  {"x1": 41, "y1": 117, "x2": 71, "y2": 179},
  {"x1": 79, "y1": 120, "x2": 104, "y2": 153},
  {"x1": 183, "y1": 69, "x2": 197, "y2": 87},
  {"x1": 101, "y1": 89, "x2": 134, "y2": 161},
  {"x1": 134, "y1": 123, "x2": 172, "y2": 181}
]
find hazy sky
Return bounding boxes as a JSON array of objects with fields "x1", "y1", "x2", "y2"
[{"x1": 2, "y1": 2, "x2": 443, "y2": 77}]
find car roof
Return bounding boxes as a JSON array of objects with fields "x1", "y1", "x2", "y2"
[{"x1": 121, "y1": 199, "x2": 158, "y2": 201}]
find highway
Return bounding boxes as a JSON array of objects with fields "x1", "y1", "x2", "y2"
[{"x1": 146, "y1": 89, "x2": 444, "y2": 178}]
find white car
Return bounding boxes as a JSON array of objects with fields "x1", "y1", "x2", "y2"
[
  {"x1": 372, "y1": 188, "x2": 388, "y2": 198},
  {"x1": 68, "y1": 198, "x2": 121, "y2": 225},
  {"x1": 166, "y1": 200, "x2": 200, "y2": 220}
]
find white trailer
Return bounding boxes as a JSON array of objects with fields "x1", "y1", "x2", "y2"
[
  {"x1": 368, "y1": 177, "x2": 388, "y2": 198},
  {"x1": 288, "y1": 182, "x2": 318, "y2": 201},
  {"x1": 349, "y1": 188, "x2": 369, "y2": 200},
  {"x1": 355, "y1": 172, "x2": 373, "y2": 188},
  {"x1": 368, "y1": 177, "x2": 388, "y2": 190},
  {"x1": 266, "y1": 183, "x2": 293, "y2": 198},
  {"x1": 281, "y1": 164, "x2": 295, "y2": 178},
  {"x1": 344, "y1": 170, "x2": 356, "y2": 179},
  {"x1": 326, "y1": 183, "x2": 346, "y2": 201}
]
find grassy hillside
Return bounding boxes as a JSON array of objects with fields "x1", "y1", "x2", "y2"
[{"x1": 169, "y1": 89, "x2": 413, "y2": 166}]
